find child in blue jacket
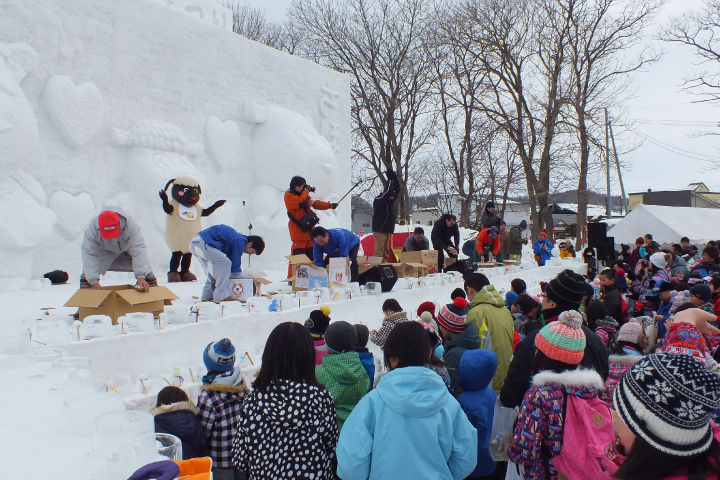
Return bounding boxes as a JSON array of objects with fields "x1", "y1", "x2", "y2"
[
  {"x1": 457, "y1": 349, "x2": 498, "y2": 479},
  {"x1": 336, "y1": 321, "x2": 477, "y2": 480},
  {"x1": 354, "y1": 323, "x2": 375, "y2": 386}
]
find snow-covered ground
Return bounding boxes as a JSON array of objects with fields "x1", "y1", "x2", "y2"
[{"x1": 0, "y1": 261, "x2": 586, "y2": 479}]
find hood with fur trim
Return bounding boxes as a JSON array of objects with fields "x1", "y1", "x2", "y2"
[
  {"x1": 607, "y1": 354, "x2": 643, "y2": 366},
  {"x1": 531, "y1": 368, "x2": 605, "y2": 392},
  {"x1": 201, "y1": 379, "x2": 248, "y2": 394},
  {"x1": 150, "y1": 400, "x2": 199, "y2": 416}
]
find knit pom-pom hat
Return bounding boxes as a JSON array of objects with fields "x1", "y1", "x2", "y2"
[
  {"x1": 662, "y1": 322, "x2": 708, "y2": 365},
  {"x1": 437, "y1": 297, "x2": 469, "y2": 333},
  {"x1": 305, "y1": 308, "x2": 331, "y2": 335},
  {"x1": 419, "y1": 311, "x2": 439, "y2": 333},
  {"x1": 416, "y1": 301, "x2": 436, "y2": 319},
  {"x1": 203, "y1": 338, "x2": 236, "y2": 373},
  {"x1": 534, "y1": 310, "x2": 586, "y2": 364}
]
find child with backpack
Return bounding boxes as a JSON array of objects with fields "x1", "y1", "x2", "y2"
[
  {"x1": 305, "y1": 306, "x2": 332, "y2": 364},
  {"x1": 457, "y1": 349, "x2": 499, "y2": 480},
  {"x1": 508, "y1": 310, "x2": 615, "y2": 480},
  {"x1": 316, "y1": 321, "x2": 371, "y2": 431},
  {"x1": 152, "y1": 386, "x2": 207, "y2": 460},
  {"x1": 353, "y1": 324, "x2": 375, "y2": 386},
  {"x1": 196, "y1": 338, "x2": 248, "y2": 479}
]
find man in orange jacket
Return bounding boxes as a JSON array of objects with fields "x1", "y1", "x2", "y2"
[
  {"x1": 475, "y1": 226, "x2": 501, "y2": 262},
  {"x1": 285, "y1": 176, "x2": 337, "y2": 278}
]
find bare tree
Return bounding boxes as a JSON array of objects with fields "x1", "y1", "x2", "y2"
[
  {"x1": 561, "y1": 0, "x2": 662, "y2": 249},
  {"x1": 222, "y1": 2, "x2": 309, "y2": 54},
  {"x1": 289, "y1": 0, "x2": 438, "y2": 221},
  {"x1": 663, "y1": 0, "x2": 720, "y2": 101},
  {"x1": 457, "y1": 0, "x2": 570, "y2": 238}
]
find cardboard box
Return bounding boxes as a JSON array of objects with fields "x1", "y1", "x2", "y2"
[
  {"x1": 477, "y1": 262, "x2": 498, "y2": 269},
  {"x1": 230, "y1": 278, "x2": 273, "y2": 301},
  {"x1": 504, "y1": 259, "x2": 519, "y2": 266},
  {"x1": 328, "y1": 257, "x2": 350, "y2": 286},
  {"x1": 396, "y1": 262, "x2": 428, "y2": 278},
  {"x1": 64, "y1": 285, "x2": 179, "y2": 324},
  {"x1": 398, "y1": 250, "x2": 439, "y2": 274},
  {"x1": 357, "y1": 255, "x2": 383, "y2": 274},
  {"x1": 445, "y1": 257, "x2": 457, "y2": 268}
]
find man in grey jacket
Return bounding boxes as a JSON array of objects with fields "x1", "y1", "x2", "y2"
[
  {"x1": 80, "y1": 208, "x2": 157, "y2": 290},
  {"x1": 402, "y1": 227, "x2": 429, "y2": 252}
]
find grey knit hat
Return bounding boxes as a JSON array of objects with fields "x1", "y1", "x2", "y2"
[
  {"x1": 614, "y1": 353, "x2": 720, "y2": 457},
  {"x1": 325, "y1": 321, "x2": 358, "y2": 353}
]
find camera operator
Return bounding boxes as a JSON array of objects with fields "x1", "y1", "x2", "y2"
[{"x1": 285, "y1": 176, "x2": 338, "y2": 278}]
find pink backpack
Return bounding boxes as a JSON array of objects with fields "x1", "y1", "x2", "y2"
[{"x1": 551, "y1": 393, "x2": 618, "y2": 479}]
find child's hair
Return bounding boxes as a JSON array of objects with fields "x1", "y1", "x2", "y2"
[
  {"x1": 511, "y1": 278, "x2": 527, "y2": 294},
  {"x1": 676, "y1": 282, "x2": 690, "y2": 291},
  {"x1": 354, "y1": 324, "x2": 370, "y2": 347},
  {"x1": 253, "y1": 322, "x2": 319, "y2": 390},
  {"x1": 382, "y1": 298, "x2": 403, "y2": 314},
  {"x1": 464, "y1": 273, "x2": 490, "y2": 292},
  {"x1": 156, "y1": 386, "x2": 189, "y2": 407},
  {"x1": 425, "y1": 329, "x2": 445, "y2": 369},
  {"x1": 710, "y1": 276, "x2": 720, "y2": 290},
  {"x1": 599, "y1": 268, "x2": 615, "y2": 281},
  {"x1": 383, "y1": 321, "x2": 431, "y2": 370},
  {"x1": 530, "y1": 349, "x2": 578, "y2": 375},
  {"x1": 612, "y1": 340, "x2": 642, "y2": 355},
  {"x1": 513, "y1": 294, "x2": 540, "y2": 316},
  {"x1": 450, "y1": 287, "x2": 466, "y2": 300},
  {"x1": 674, "y1": 302, "x2": 697, "y2": 313},
  {"x1": 585, "y1": 300, "x2": 607, "y2": 329},
  {"x1": 246, "y1": 235, "x2": 265, "y2": 254},
  {"x1": 704, "y1": 246, "x2": 720, "y2": 262}
]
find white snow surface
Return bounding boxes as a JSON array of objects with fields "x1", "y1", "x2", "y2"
[
  {"x1": 0, "y1": 0, "x2": 351, "y2": 290},
  {"x1": 0, "y1": 263, "x2": 587, "y2": 479}
]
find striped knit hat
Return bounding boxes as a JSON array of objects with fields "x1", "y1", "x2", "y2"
[
  {"x1": 437, "y1": 297, "x2": 469, "y2": 333},
  {"x1": 662, "y1": 322, "x2": 708, "y2": 366},
  {"x1": 614, "y1": 353, "x2": 720, "y2": 457},
  {"x1": 534, "y1": 310, "x2": 586, "y2": 364}
]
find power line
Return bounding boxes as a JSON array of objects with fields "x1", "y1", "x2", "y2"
[
  {"x1": 630, "y1": 99, "x2": 717, "y2": 110},
  {"x1": 624, "y1": 125, "x2": 720, "y2": 162},
  {"x1": 625, "y1": 118, "x2": 720, "y2": 127}
]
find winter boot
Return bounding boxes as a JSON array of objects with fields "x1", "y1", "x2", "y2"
[
  {"x1": 168, "y1": 272, "x2": 181, "y2": 283},
  {"x1": 180, "y1": 271, "x2": 197, "y2": 282},
  {"x1": 146, "y1": 273, "x2": 159, "y2": 287}
]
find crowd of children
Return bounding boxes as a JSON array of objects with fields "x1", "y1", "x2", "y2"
[{"x1": 143, "y1": 233, "x2": 720, "y2": 480}]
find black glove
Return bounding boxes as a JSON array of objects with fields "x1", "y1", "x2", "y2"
[
  {"x1": 329, "y1": 203, "x2": 338, "y2": 209},
  {"x1": 626, "y1": 269, "x2": 637, "y2": 281}
]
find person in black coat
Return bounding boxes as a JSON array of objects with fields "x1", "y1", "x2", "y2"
[
  {"x1": 431, "y1": 214, "x2": 460, "y2": 273},
  {"x1": 151, "y1": 386, "x2": 208, "y2": 460},
  {"x1": 499, "y1": 269, "x2": 609, "y2": 409},
  {"x1": 372, "y1": 169, "x2": 401, "y2": 262}
]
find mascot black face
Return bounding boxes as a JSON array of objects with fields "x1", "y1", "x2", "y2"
[{"x1": 172, "y1": 184, "x2": 201, "y2": 207}]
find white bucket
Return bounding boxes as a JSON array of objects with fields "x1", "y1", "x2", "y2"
[
  {"x1": 83, "y1": 315, "x2": 114, "y2": 339},
  {"x1": 366, "y1": 282, "x2": 382, "y2": 295},
  {"x1": 163, "y1": 306, "x2": 189, "y2": 324},
  {"x1": 121, "y1": 312, "x2": 154, "y2": 333},
  {"x1": 248, "y1": 297, "x2": 269, "y2": 312},
  {"x1": 196, "y1": 302, "x2": 220, "y2": 321}
]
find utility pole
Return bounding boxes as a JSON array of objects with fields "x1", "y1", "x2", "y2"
[
  {"x1": 605, "y1": 108, "x2": 611, "y2": 216},
  {"x1": 609, "y1": 122, "x2": 629, "y2": 215}
]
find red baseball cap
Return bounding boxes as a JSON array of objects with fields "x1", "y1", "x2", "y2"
[{"x1": 98, "y1": 211, "x2": 121, "y2": 239}]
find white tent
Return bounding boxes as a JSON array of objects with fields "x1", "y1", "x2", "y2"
[{"x1": 607, "y1": 204, "x2": 720, "y2": 245}]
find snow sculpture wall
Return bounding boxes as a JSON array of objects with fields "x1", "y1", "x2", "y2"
[{"x1": 0, "y1": 0, "x2": 351, "y2": 289}]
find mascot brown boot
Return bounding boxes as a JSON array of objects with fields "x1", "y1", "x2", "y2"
[
  {"x1": 180, "y1": 252, "x2": 197, "y2": 282},
  {"x1": 168, "y1": 251, "x2": 182, "y2": 282}
]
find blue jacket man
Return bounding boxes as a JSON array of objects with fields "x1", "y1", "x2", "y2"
[
  {"x1": 533, "y1": 232, "x2": 553, "y2": 266},
  {"x1": 311, "y1": 227, "x2": 361, "y2": 282},
  {"x1": 191, "y1": 225, "x2": 265, "y2": 302},
  {"x1": 457, "y1": 349, "x2": 499, "y2": 478}
]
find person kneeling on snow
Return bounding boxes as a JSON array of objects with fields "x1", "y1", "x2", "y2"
[
  {"x1": 190, "y1": 225, "x2": 265, "y2": 303},
  {"x1": 80, "y1": 208, "x2": 157, "y2": 291},
  {"x1": 311, "y1": 226, "x2": 360, "y2": 283}
]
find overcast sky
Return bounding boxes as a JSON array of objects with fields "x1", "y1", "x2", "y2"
[{"x1": 243, "y1": 0, "x2": 720, "y2": 195}]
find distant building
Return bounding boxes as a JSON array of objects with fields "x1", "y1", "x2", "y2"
[{"x1": 628, "y1": 182, "x2": 720, "y2": 210}]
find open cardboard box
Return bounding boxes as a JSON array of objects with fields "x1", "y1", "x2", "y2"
[
  {"x1": 395, "y1": 262, "x2": 427, "y2": 278},
  {"x1": 398, "y1": 250, "x2": 439, "y2": 274},
  {"x1": 285, "y1": 254, "x2": 328, "y2": 291},
  {"x1": 64, "y1": 285, "x2": 179, "y2": 324},
  {"x1": 231, "y1": 277, "x2": 273, "y2": 301},
  {"x1": 357, "y1": 255, "x2": 383, "y2": 275}
]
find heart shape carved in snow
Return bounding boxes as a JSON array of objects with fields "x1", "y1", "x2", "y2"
[
  {"x1": 44, "y1": 75, "x2": 105, "y2": 147},
  {"x1": 49, "y1": 191, "x2": 95, "y2": 239},
  {"x1": 205, "y1": 116, "x2": 241, "y2": 168}
]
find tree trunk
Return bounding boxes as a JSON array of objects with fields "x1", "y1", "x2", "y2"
[{"x1": 575, "y1": 113, "x2": 590, "y2": 251}]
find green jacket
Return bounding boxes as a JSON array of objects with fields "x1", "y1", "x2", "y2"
[
  {"x1": 507, "y1": 226, "x2": 524, "y2": 255},
  {"x1": 316, "y1": 351, "x2": 371, "y2": 431},
  {"x1": 466, "y1": 285, "x2": 515, "y2": 394}
]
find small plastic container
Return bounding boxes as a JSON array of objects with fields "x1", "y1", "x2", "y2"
[
  {"x1": 221, "y1": 301, "x2": 243, "y2": 317},
  {"x1": 163, "y1": 305, "x2": 188, "y2": 324},
  {"x1": 248, "y1": 296, "x2": 270, "y2": 312},
  {"x1": 83, "y1": 315, "x2": 114, "y2": 339},
  {"x1": 366, "y1": 282, "x2": 382, "y2": 295},
  {"x1": 121, "y1": 312, "x2": 154, "y2": 333},
  {"x1": 196, "y1": 302, "x2": 221, "y2": 321},
  {"x1": 36, "y1": 320, "x2": 70, "y2": 345}
]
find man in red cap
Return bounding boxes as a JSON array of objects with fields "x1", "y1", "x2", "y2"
[{"x1": 80, "y1": 208, "x2": 156, "y2": 290}]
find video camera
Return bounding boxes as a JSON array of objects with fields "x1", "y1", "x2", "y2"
[{"x1": 304, "y1": 185, "x2": 316, "y2": 193}]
